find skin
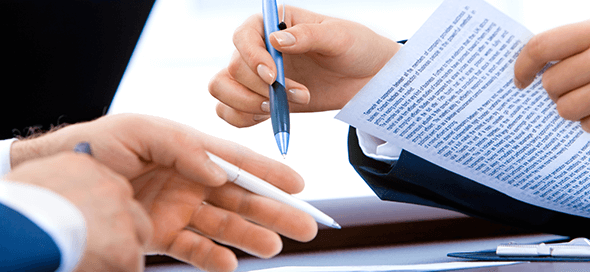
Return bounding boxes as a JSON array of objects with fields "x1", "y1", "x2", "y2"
[
  {"x1": 211, "y1": 5, "x2": 590, "y2": 136},
  {"x1": 513, "y1": 19, "x2": 590, "y2": 132},
  {"x1": 9, "y1": 113, "x2": 317, "y2": 272},
  {"x1": 208, "y1": 6, "x2": 401, "y2": 128},
  {"x1": 7, "y1": 153, "x2": 152, "y2": 272}
]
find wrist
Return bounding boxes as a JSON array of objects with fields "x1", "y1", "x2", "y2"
[
  {"x1": 11, "y1": 138, "x2": 45, "y2": 169},
  {"x1": 10, "y1": 131, "x2": 67, "y2": 169}
]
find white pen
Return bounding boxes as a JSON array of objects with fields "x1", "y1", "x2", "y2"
[{"x1": 206, "y1": 152, "x2": 341, "y2": 229}]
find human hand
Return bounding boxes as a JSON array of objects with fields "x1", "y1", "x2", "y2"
[
  {"x1": 209, "y1": 5, "x2": 401, "y2": 127},
  {"x1": 514, "y1": 20, "x2": 590, "y2": 132},
  {"x1": 6, "y1": 153, "x2": 153, "y2": 272},
  {"x1": 10, "y1": 113, "x2": 318, "y2": 272}
]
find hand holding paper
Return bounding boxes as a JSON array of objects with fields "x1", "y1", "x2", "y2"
[
  {"x1": 336, "y1": 0, "x2": 590, "y2": 219},
  {"x1": 514, "y1": 20, "x2": 590, "y2": 131}
]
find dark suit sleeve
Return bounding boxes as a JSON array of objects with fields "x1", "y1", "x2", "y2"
[
  {"x1": 0, "y1": 202, "x2": 61, "y2": 272},
  {"x1": 347, "y1": 127, "x2": 590, "y2": 237},
  {"x1": 0, "y1": 1, "x2": 154, "y2": 140}
]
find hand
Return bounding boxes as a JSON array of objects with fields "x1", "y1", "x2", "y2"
[
  {"x1": 10, "y1": 113, "x2": 318, "y2": 272},
  {"x1": 6, "y1": 153, "x2": 153, "y2": 272},
  {"x1": 209, "y1": 5, "x2": 401, "y2": 127},
  {"x1": 514, "y1": 20, "x2": 590, "y2": 132}
]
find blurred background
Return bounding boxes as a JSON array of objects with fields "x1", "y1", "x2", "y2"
[{"x1": 109, "y1": 0, "x2": 590, "y2": 201}]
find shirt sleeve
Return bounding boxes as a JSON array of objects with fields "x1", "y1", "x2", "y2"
[
  {"x1": 356, "y1": 129, "x2": 402, "y2": 164},
  {"x1": 0, "y1": 138, "x2": 16, "y2": 177},
  {"x1": 0, "y1": 180, "x2": 87, "y2": 272}
]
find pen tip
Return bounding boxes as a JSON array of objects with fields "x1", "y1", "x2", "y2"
[
  {"x1": 275, "y1": 132, "x2": 289, "y2": 157},
  {"x1": 331, "y1": 222, "x2": 341, "y2": 229}
]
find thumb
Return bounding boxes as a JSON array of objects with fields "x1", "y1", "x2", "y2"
[{"x1": 269, "y1": 22, "x2": 352, "y2": 56}]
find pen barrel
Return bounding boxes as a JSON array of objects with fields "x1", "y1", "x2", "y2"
[
  {"x1": 206, "y1": 152, "x2": 336, "y2": 227},
  {"x1": 262, "y1": 0, "x2": 285, "y2": 86},
  {"x1": 270, "y1": 82, "x2": 290, "y2": 134},
  {"x1": 235, "y1": 169, "x2": 334, "y2": 226}
]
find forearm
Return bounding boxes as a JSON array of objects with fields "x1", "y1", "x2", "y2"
[{"x1": 11, "y1": 137, "x2": 54, "y2": 169}]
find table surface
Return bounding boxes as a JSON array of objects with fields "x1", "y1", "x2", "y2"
[{"x1": 146, "y1": 233, "x2": 590, "y2": 272}]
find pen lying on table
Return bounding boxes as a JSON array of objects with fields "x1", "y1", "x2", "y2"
[{"x1": 207, "y1": 152, "x2": 341, "y2": 229}]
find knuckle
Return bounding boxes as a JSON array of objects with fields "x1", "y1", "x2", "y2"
[
  {"x1": 232, "y1": 24, "x2": 249, "y2": 47},
  {"x1": 232, "y1": 27, "x2": 243, "y2": 47},
  {"x1": 103, "y1": 179, "x2": 133, "y2": 202},
  {"x1": 103, "y1": 181, "x2": 124, "y2": 198},
  {"x1": 296, "y1": 23, "x2": 312, "y2": 38},
  {"x1": 525, "y1": 35, "x2": 548, "y2": 60},
  {"x1": 208, "y1": 70, "x2": 225, "y2": 98},
  {"x1": 108, "y1": 174, "x2": 134, "y2": 198},
  {"x1": 232, "y1": 14, "x2": 262, "y2": 46}
]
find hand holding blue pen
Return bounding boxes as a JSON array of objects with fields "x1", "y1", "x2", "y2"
[{"x1": 262, "y1": 0, "x2": 290, "y2": 157}]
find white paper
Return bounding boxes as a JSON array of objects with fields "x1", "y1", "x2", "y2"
[
  {"x1": 248, "y1": 262, "x2": 519, "y2": 272},
  {"x1": 336, "y1": 0, "x2": 590, "y2": 218}
]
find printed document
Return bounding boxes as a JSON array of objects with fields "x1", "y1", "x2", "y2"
[{"x1": 336, "y1": 0, "x2": 590, "y2": 218}]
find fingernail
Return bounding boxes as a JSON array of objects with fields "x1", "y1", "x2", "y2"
[
  {"x1": 287, "y1": 88, "x2": 310, "y2": 104},
  {"x1": 261, "y1": 101, "x2": 270, "y2": 112},
  {"x1": 273, "y1": 31, "x2": 296, "y2": 46},
  {"x1": 514, "y1": 78, "x2": 524, "y2": 89},
  {"x1": 253, "y1": 114, "x2": 270, "y2": 122},
  {"x1": 257, "y1": 64, "x2": 275, "y2": 85}
]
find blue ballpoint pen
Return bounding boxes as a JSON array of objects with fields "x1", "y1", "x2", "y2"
[{"x1": 262, "y1": 0, "x2": 290, "y2": 157}]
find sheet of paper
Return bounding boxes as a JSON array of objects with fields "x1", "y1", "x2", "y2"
[
  {"x1": 248, "y1": 262, "x2": 519, "y2": 272},
  {"x1": 336, "y1": 0, "x2": 590, "y2": 218}
]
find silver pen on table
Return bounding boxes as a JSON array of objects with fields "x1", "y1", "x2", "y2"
[{"x1": 207, "y1": 152, "x2": 341, "y2": 229}]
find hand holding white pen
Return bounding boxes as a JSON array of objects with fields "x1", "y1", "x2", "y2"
[{"x1": 207, "y1": 152, "x2": 341, "y2": 229}]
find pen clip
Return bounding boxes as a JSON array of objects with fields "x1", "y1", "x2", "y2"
[{"x1": 278, "y1": 0, "x2": 286, "y2": 30}]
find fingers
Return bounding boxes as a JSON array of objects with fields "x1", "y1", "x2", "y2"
[
  {"x1": 210, "y1": 51, "x2": 311, "y2": 108},
  {"x1": 215, "y1": 102, "x2": 269, "y2": 128},
  {"x1": 190, "y1": 202, "x2": 283, "y2": 258},
  {"x1": 233, "y1": 14, "x2": 277, "y2": 85},
  {"x1": 541, "y1": 48, "x2": 590, "y2": 102},
  {"x1": 555, "y1": 84, "x2": 590, "y2": 121},
  {"x1": 514, "y1": 20, "x2": 590, "y2": 89},
  {"x1": 210, "y1": 145, "x2": 305, "y2": 194},
  {"x1": 105, "y1": 114, "x2": 229, "y2": 187},
  {"x1": 166, "y1": 229, "x2": 238, "y2": 272},
  {"x1": 209, "y1": 64, "x2": 268, "y2": 114},
  {"x1": 513, "y1": 20, "x2": 590, "y2": 128},
  {"x1": 145, "y1": 116, "x2": 303, "y2": 192},
  {"x1": 205, "y1": 183, "x2": 318, "y2": 243},
  {"x1": 269, "y1": 21, "x2": 351, "y2": 57}
]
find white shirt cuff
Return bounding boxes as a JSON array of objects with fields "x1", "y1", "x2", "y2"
[
  {"x1": 356, "y1": 130, "x2": 402, "y2": 164},
  {"x1": 0, "y1": 138, "x2": 16, "y2": 177},
  {"x1": 0, "y1": 180, "x2": 86, "y2": 272}
]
